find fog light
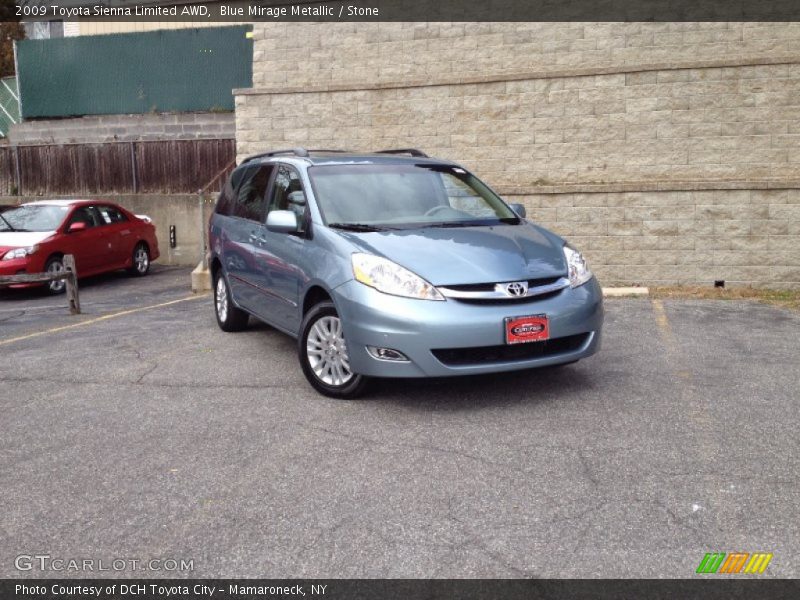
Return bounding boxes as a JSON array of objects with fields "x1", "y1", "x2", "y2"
[{"x1": 366, "y1": 346, "x2": 409, "y2": 362}]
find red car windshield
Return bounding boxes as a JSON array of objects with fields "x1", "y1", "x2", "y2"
[{"x1": 0, "y1": 205, "x2": 69, "y2": 232}]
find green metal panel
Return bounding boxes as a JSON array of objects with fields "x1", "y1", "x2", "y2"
[
  {"x1": 17, "y1": 26, "x2": 252, "y2": 119},
  {"x1": 0, "y1": 77, "x2": 20, "y2": 137}
]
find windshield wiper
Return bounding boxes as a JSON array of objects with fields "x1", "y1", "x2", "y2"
[
  {"x1": 0, "y1": 213, "x2": 15, "y2": 231},
  {"x1": 328, "y1": 223, "x2": 389, "y2": 232},
  {"x1": 424, "y1": 221, "x2": 478, "y2": 228},
  {"x1": 425, "y1": 218, "x2": 520, "y2": 229}
]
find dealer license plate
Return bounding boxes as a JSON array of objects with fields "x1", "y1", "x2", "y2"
[{"x1": 504, "y1": 314, "x2": 549, "y2": 344}]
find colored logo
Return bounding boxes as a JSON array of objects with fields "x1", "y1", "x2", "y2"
[
  {"x1": 696, "y1": 552, "x2": 773, "y2": 574},
  {"x1": 513, "y1": 323, "x2": 544, "y2": 335},
  {"x1": 505, "y1": 314, "x2": 549, "y2": 344}
]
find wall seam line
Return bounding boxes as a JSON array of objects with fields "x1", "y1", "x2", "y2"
[{"x1": 235, "y1": 54, "x2": 800, "y2": 96}]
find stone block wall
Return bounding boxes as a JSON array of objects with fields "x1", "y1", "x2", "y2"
[
  {"x1": 506, "y1": 188, "x2": 799, "y2": 287},
  {"x1": 235, "y1": 22, "x2": 800, "y2": 288}
]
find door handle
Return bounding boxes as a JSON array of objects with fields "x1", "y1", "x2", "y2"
[{"x1": 249, "y1": 233, "x2": 267, "y2": 245}]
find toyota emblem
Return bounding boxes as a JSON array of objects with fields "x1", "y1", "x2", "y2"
[{"x1": 504, "y1": 281, "x2": 528, "y2": 297}]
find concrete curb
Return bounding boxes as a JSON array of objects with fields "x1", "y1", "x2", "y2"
[
  {"x1": 603, "y1": 287, "x2": 650, "y2": 297},
  {"x1": 191, "y1": 262, "x2": 211, "y2": 293}
]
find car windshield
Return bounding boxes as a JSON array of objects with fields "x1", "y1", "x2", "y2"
[
  {"x1": 0, "y1": 205, "x2": 69, "y2": 232},
  {"x1": 308, "y1": 164, "x2": 519, "y2": 230}
]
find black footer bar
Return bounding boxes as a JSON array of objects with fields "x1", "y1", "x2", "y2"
[{"x1": 3, "y1": 579, "x2": 799, "y2": 600}]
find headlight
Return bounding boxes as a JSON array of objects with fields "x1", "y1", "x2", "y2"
[
  {"x1": 2, "y1": 245, "x2": 38, "y2": 261},
  {"x1": 563, "y1": 244, "x2": 593, "y2": 288},
  {"x1": 352, "y1": 253, "x2": 444, "y2": 301}
]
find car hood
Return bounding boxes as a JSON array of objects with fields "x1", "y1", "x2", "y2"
[
  {"x1": 339, "y1": 223, "x2": 567, "y2": 285},
  {"x1": 0, "y1": 230, "x2": 55, "y2": 249}
]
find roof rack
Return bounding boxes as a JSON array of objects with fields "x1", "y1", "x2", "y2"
[
  {"x1": 241, "y1": 148, "x2": 361, "y2": 164},
  {"x1": 241, "y1": 147, "x2": 429, "y2": 164},
  {"x1": 374, "y1": 148, "x2": 429, "y2": 157},
  {"x1": 240, "y1": 148, "x2": 310, "y2": 164}
]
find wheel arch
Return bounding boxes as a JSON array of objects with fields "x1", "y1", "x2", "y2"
[
  {"x1": 44, "y1": 250, "x2": 65, "y2": 263},
  {"x1": 302, "y1": 284, "x2": 334, "y2": 317},
  {"x1": 210, "y1": 255, "x2": 222, "y2": 279}
]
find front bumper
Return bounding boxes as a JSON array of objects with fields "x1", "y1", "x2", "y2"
[
  {"x1": 0, "y1": 256, "x2": 39, "y2": 288},
  {"x1": 334, "y1": 277, "x2": 604, "y2": 378}
]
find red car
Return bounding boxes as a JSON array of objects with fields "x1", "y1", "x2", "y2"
[{"x1": 0, "y1": 199, "x2": 160, "y2": 294}]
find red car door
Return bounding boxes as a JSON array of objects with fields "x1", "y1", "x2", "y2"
[
  {"x1": 62, "y1": 206, "x2": 110, "y2": 274},
  {"x1": 96, "y1": 204, "x2": 133, "y2": 266}
]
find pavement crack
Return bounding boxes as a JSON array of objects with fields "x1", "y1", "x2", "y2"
[
  {"x1": 0, "y1": 310, "x2": 26, "y2": 323},
  {"x1": 577, "y1": 448, "x2": 601, "y2": 490},
  {"x1": 292, "y1": 515, "x2": 357, "y2": 561},
  {"x1": 444, "y1": 495, "x2": 538, "y2": 577},
  {"x1": 134, "y1": 362, "x2": 159, "y2": 384},
  {"x1": 294, "y1": 421, "x2": 540, "y2": 484}
]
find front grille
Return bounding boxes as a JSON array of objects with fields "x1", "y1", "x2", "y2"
[
  {"x1": 443, "y1": 276, "x2": 561, "y2": 293},
  {"x1": 452, "y1": 289, "x2": 564, "y2": 305},
  {"x1": 431, "y1": 333, "x2": 589, "y2": 367}
]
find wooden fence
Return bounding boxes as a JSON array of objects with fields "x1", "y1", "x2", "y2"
[{"x1": 0, "y1": 139, "x2": 236, "y2": 196}]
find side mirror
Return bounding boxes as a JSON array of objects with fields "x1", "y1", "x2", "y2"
[
  {"x1": 68, "y1": 221, "x2": 87, "y2": 233},
  {"x1": 510, "y1": 203, "x2": 527, "y2": 218},
  {"x1": 265, "y1": 210, "x2": 299, "y2": 233}
]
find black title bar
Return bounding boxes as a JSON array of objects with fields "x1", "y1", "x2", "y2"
[{"x1": 8, "y1": 0, "x2": 800, "y2": 22}]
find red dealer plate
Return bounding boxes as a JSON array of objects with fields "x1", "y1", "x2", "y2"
[{"x1": 505, "y1": 314, "x2": 550, "y2": 344}]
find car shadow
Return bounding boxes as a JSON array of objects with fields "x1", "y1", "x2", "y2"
[
  {"x1": 242, "y1": 320, "x2": 595, "y2": 409},
  {"x1": 366, "y1": 363, "x2": 594, "y2": 410}
]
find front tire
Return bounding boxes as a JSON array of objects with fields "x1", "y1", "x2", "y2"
[
  {"x1": 299, "y1": 301, "x2": 367, "y2": 399},
  {"x1": 44, "y1": 256, "x2": 66, "y2": 295},
  {"x1": 128, "y1": 242, "x2": 150, "y2": 276},
  {"x1": 213, "y1": 270, "x2": 248, "y2": 332}
]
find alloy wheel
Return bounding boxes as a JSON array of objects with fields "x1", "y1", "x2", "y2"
[
  {"x1": 216, "y1": 276, "x2": 229, "y2": 322},
  {"x1": 305, "y1": 315, "x2": 353, "y2": 386},
  {"x1": 134, "y1": 246, "x2": 149, "y2": 274},
  {"x1": 47, "y1": 260, "x2": 65, "y2": 293}
]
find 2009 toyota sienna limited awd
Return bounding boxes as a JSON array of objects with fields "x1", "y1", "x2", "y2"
[{"x1": 209, "y1": 148, "x2": 603, "y2": 398}]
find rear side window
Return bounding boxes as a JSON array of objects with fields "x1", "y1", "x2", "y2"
[
  {"x1": 233, "y1": 165, "x2": 274, "y2": 221},
  {"x1": 215, "y1": 168, "x2": 247, "y2": 216},
  {"x1": 97, "y1": 205, "x2": 128, "y2": 224}
]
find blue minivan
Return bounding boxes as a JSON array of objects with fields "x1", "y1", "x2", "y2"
[{"x1": 209, "y1": 149, "x2": 603, "y2": 398}]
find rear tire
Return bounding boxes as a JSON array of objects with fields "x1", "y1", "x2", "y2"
[
  {"x1": 127, "y1": 242, "x2": 150, "y2": 276},
  {"x1": 214, "y1": 270, "x2": 248, "y2": 332},
  {"x1": 299, "y1": 301, "x2": 367, "y2": 399},
  {"x1": 44, "y1": 256, "x2": 66, "y2": 295}
]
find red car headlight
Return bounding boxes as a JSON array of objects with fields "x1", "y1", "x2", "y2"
[{"x1": 2, "y1": 244, "x2": 39, "y2": 261}]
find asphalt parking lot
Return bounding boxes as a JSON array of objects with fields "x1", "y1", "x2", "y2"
[{"x1": 1, "y1": 266, "x2": 798, "y2": 578}]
